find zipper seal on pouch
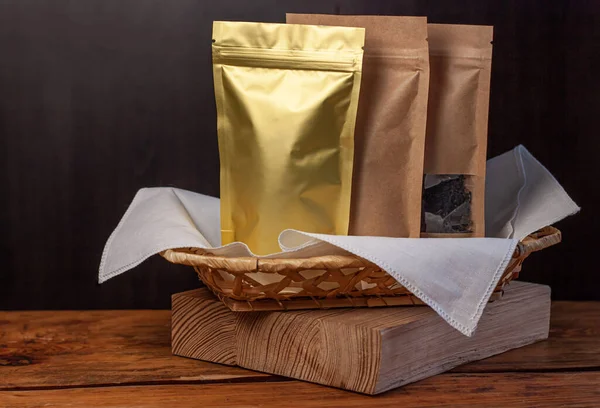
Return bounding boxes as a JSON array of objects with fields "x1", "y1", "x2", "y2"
[{"x1": 213, "y1": 46, "x2": 361, "y2": 71}]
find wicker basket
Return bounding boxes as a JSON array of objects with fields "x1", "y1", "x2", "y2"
[{"x1": 161, "y1": 226, "x2": 561, "y2": 311}]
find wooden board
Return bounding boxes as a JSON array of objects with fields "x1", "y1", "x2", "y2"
[{"x1": 171, "y1": 281, "x2": 551, "y2": 394}]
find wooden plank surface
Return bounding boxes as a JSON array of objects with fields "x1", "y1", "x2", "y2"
[
  {"x1": 2, "y1": 373, "x2": 599, "y2": 408},
  {"x1": 0, "y1": 310, "x2": 269, "y2": 390},
  {"x1": 172, "y1": 282, "x2": 552, "y2": 394},
  {"x1": 2, "y1": 301, "x2": 600, "y2": 390},
  {"x1": 1, "y1": 300, "x2": 599, "y2": 405}
]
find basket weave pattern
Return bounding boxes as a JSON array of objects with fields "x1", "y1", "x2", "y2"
[{"x1": 162, "y1": 226, "x2": 561, "y2": 310}]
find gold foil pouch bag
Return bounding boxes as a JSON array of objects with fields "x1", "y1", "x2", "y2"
[
  {"x1": 422, "y1": 24, "x2": 493, "y2": 237},
  {"x1": 212, "y1": 21, "x2": 364, "y2": 255},
  {"x1": 287, "y1": 14, "x2": 430, "y2": 238}
]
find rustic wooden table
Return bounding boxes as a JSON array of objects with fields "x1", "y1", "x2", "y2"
[{"x1": 1, "y1": 301, "x2": 599, "y2": 407}]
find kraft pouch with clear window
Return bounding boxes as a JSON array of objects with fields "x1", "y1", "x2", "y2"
[
  {"x1": 422, "y1": 24, "x2": 493, "y2": 237},
  {"x1": 212, "y1": 21, "x2": 365, "y2": 255}
]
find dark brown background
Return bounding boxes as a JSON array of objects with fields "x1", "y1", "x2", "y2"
[{"x1": 0, "y1": 0, "x2": 597, "y2": 309}]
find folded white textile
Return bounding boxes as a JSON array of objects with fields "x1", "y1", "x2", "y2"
[
  {"x1": 485, "y1": 145, "x2": 580, "y2": 240},
  {"x1": 99, "y1": 145, "x2": 579, "y2": 336}
]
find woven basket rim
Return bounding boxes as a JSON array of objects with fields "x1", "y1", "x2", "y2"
[{"x1": 161, "y1": 226, "x2": 561, "y2": 271}]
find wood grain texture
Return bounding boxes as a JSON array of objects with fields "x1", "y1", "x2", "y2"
[
  {"x1": 171, "y1": 289, "x2": 237, "y2": 365},
  {"x1": 1, "y1": 301, "x2": 599, "y2": 405},
  {"x1": 172, "y1": 282, "x2": 551, "y2": 394},
  {"x1": 2, "y1": 373, "x2": 600, "y2": 408},
  {"x1": 2, "y1": 299, "x2": 599, "y2": 393},
  {"x1": 0, "y1": 310, "x2": 268, "y2": 390},
  {"x1": 0, "y1": 0, "x2": 596, "y2": 311}
]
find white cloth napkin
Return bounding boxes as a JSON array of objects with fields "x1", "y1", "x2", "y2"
[
  {"x1": 485, "y1": 145, "x2": 580, "y2": 240},
  {"x1": 99, "y1": 145, "x2": 579, "y2": 336}
]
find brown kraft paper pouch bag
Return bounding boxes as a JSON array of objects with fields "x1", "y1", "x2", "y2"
[
  {"x1": 422, "y1": 24, "x2": 493, "y2": 237},
  {"x1": 213, "y1": 21, "x2": 364, "y2": 255},
  {"x1": 287, "y1": 14, "x2": 430, "y2": 238}
]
